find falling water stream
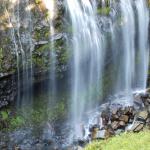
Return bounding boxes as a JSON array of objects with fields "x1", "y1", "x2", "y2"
[
  {"x1": 43, "y1": 0, "x2": 57, "y2": 103},
  {"x1": 7, "y1": 0, "x2": 33, "y2": 108},
  {"x1": 66, "y1": 0, "x2": 104, "y2": 137},
  {"x1": 0, "y1": 0, "x2": 150, "y2": 149},
  {"x1": 134, "y1": 0, "x2": 149, "y2": 89},
  {"x1": 66, "y1": 0, "x2": 150, "y2": 138}
]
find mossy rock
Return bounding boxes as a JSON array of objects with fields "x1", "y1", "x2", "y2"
[{"x1": 97, "y1": 7, "x2": 111, "y2": 16}]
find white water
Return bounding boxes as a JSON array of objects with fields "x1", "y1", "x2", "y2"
[
  {"x1": 8, "y1": 0, "x2": 33, "y2": 107},
  {"x1": 134, "y1": 0, "x2": 149, "y2": 89},
  {"x1": 116, "y1": 0, "x2": 135, "y2": 101},
  {"x1": 66, "y1": 0, "x2": 104, "y2": 137},
  {"x1": 114, "y1": 0, "x2": 149, "y2": 98},
  {"x1": 43, "y1": 0, "x2": 57, "y2": 101},
  {"x1": 66, "y1": 0, "x2": 149, "y2": 138}
]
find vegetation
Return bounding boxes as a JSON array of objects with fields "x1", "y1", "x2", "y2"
[
  {"x1": 85, "y1": 130, "x2": 150, "y2": 150},
  {"x1": 0, "y1": 48, "x2": 3, "y2": 71},
  {"x1": 0, "y1": 109, "x2": 25, "y2": 131},
  {"x1": 0, "y1": 93, "x2": 67, "y2": 131},
  {"x1": 97, "y1": 7, "x2": 111, "y2": 16}
]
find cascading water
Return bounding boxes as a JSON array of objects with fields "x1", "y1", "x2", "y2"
[
  {"x1": 43, "y1": 0, "x2": 57, "y2": 102},
  {"x1": 66, "y1": 0, "x2": 150, "y2": 139},
  {"x1": 7, "y1": 0, "x2": 33, "y2": 107},
  {"x1": 116, "y1": 0, "x2": 135, "y2": 101},
  {"x1": 42, "y1": 0, "x2": 57, "y2": 140},
  {"x1": 0, "y1": 0, "x2": 150, "y2": 149},
  {"x1": 111, "y1": 0, "x2": 149, "y2": 99},
  {"x1": 66, "y1": 0, "x2": 104, "y2": 137},
  {"x1": 134, "y1": 0, "x2": 149, "y2": 90}
]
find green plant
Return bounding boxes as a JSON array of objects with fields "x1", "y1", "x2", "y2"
[
  {"x1": 97, "y1": 7, "x2": 111, "y2": 15},
  {"x1": 1, "y1": 111, "x2": 8, "y2": 120},
  {"x1": 85, "y1": 130, "x2": 150, "y2": 150}
]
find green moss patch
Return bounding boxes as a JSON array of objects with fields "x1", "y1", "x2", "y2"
[{"x1": 97, "y1": 7, "x2": 111, "y2": 16}]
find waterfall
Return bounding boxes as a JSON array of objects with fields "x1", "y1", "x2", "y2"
[
  {"x1": 43, "y1": 0, "x2": 57, "y2": 102},
  {"x1": 116, "y1": 0, "x2": 135, "y2": 100},
  {"x1": 66, "y1": 0, "x2": 104, "y2": 137},
  {"x1": 8, "y1": 0, "x2": 33, "y2": 107},
  {"x1": 112, "y1": 0, "x2": 149, "y2": 97},
  {"x1": 134, "y1": 0, "x2": 149, "y2": 89},
  {"x1": 66, "y1": 0, "x2": 149, "y2": 138}
]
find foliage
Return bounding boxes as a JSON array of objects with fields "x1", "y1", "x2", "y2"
[
  {"x1": 10, "y1": 116, "x2": 25, "y2": 129},
  {"x1": 97, "y1": 7, "x2": 111, "y2": 16},
  {"x1": 0, "y1": 48, "x2": 3, "y2": 71},
  {"x1": 0, "y1": 109, "x2": 25, "y2": 131},
  {"x1": 85, "y1": 130, "x2": 150, "y2": 150},
  {"x1": 35, "y1": 0, "x2": 41, "y2": 4},
  {"x1": 1, "y1": 110, "x2": 8, "y2": 120}
]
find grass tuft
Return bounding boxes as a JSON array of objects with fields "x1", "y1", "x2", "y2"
[{"x1": 85, "y1": 130, "x2": 150, "y2": 150}]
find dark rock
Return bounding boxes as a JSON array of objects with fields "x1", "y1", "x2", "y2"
[
  {"x1": 90, "y1": 127, "x2": 99, "y2": 140},
  {"x1": 124, "y1": 106, "x2": 134, "y2": 115},
  {"x1": 76, "y1": 139, "x2": 87, "y2": 147},
  {"x1": 104, "y1": 126, "x2": 115, "y2": 139},
  {"x1": 141, "y1": 93, "x2": 149, "y2": 100},
  {"x1": 89, "y1": 124, "x2": 100, "y2": 132},
  {"x1": 111, "y1": 114, "x2": 119, "y2": 121}
]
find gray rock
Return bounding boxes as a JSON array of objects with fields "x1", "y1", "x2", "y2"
[
  {"x1": 130, "y1": 122, "x2": 144, "y2": 132},
  {"x1": 111, "y1": 121, "x2": 119, "y2": 130},
  {"x1": 96, "y1": 130, "x2": 106, "y2": 139},
  {"x1": 138, "y1": 110, "x2": 148, "y2": 120}
]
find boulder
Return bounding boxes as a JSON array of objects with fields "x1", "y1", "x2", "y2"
[
  {"x1": 119, "y1": 115, "x2": 129, "y2": 123},
  {"x1": 111, "y1": 114, "x2": 119, "y2": 121},
  {"x1": 142, "y1": 98, "x2": 150, "y2": 107},
  {"x1": 141, "y1": 93, "x2": 149, "y2": 100},
  {"x1": 133, "y1": 94, "x2": 143, "y2": 106},
  {"x1": 119, "y1": 121, "x2": 126, "y2": 127},
  {"x1": 101, "y1": 111, "x2": 109, "y2": 126},
  {"x1": 89, "y1": 125, "x2": 100, "y2": 140},
  {"x1": 111, "y1": 108, "x2": 118, "y2": 115},
  {"x1": 104, "y1": 126, "x2": 115, "y2": 139},
  {"x1": 138, "y1": 110, "x2": 148, "y2": 121},
  {"x1": 130, "y1": 122, "x2": 144, "y2": 132},
  {"x1": 96, "y1": 130, "x2": 106, "y2": 139},
  {"x1": 111, "y1": 121, "x2": 119, "y2": 130},
  {"x1": 146, "y1": 88, "x2": 150, "y2": 93}
]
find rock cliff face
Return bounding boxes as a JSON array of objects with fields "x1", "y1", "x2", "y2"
[
  {"x1": 0, "y1": 0, "x2": 68, "y2": 107},
  {"x1": 0, "y1": 0, "x2": 150, "y2": 108}
]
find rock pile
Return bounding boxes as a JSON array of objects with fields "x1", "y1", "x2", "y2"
[{"x1": 87, "y1": 90, "x2": 150, "y2": 141}]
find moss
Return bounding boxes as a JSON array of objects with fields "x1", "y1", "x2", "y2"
[
  {"x1": 0, "y1": 99, "x2": 66, "y2": 131},
  {"x1": 34, "y1": 27, "x2": 49, "y2": 41},
  {"x1": 32, "y1": 43, "x2": 51, "y2": 70},
  {"x1": 85, "y1": 130, "x2": 150, "y2": 150},
  {"x1": 0, "y1": 109, "x2": 25, "y2": 131},
  {"x1": 97, "y1": 7, "x2": 111, "y2": 16},
  {"x1": 0, "y1": 48, "x2": 3, "y2": 71},
  {"x1": 35, "y1": 0, "x2": 42, "y2": 4}
]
